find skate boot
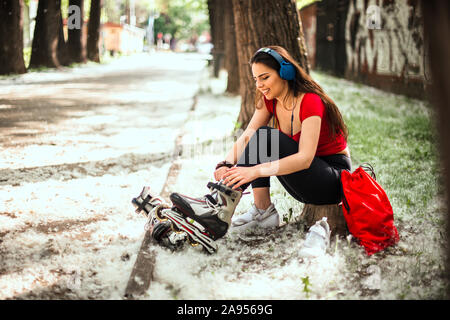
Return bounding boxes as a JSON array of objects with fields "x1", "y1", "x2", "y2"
[{"x1": 169, "y1": 181, "x2": 243, "y2": 242}]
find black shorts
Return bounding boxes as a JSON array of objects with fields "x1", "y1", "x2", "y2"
[{"x1": 236, "y1": 126, "x2": 352, "y2": 205}]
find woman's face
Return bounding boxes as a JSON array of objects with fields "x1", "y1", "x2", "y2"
[{"x1": 251, "y1": 62, "x2": 287, "y2": 100}]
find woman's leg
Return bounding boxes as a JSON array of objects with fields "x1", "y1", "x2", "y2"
[
  {"x1": 234, "y1": 125, "x2": 351, "y2": 206},
  {"x1": 277, "y1": 154, "x2": 352, "y2": 204},
  {"x1": 252, "y1": 187, "x2": 271, "y2": 210},
  {"x1": 236, "y1": 126, "x2": 299, "y2": 208}
]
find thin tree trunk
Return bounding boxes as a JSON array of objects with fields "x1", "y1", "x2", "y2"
[
  {"x1": 0, "y1": 0, "x2": 26, "y2": 74},
  {"x1": 224, "y1": 0, "x2": 240, "y2": 94},
  {"x1": 29, "y1": 0, "x2": 62, "y2": 68},
  {"x1": 87, "y1": 0, "x2": 102, "y2": 62},
  {"x1": 208, "y1": 0, "x2": 225, "y2": 78},
  {"x1": 421, "y1": 0, "x2": 450, "y2": 299},
  {"x1": 58, "y1": 10, "x2": 70, "y2": 66},
  {"x1": 232, "y1": 0, "x2": 309, "y2": 130},
  {"x1": 68, "y1": 0, "x2": 86, "y2": 63}
]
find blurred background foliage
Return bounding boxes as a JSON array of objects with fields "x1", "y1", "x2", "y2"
[
  {"x1": 54, "y1": 0, "x2": 210, "y2": 43},
  {"x1": 22, "y1": 0, "x2": 310, "y2": 45}
]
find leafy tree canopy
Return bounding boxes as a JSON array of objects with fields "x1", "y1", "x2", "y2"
[
  {"x1": 296, "y1": 0, "x2": 320, "y2": 10},
  {"x1": 153, "y1": 0, "x2": 209, "y2": 41},
  {"x1": 55, "y1": 0, "x2": 209, "y2": 41}
]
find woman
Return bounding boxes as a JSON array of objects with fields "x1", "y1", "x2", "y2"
[
  {"x1": 165, "y1": 45, "x2": 351, "y2": 248},
  {"x1": 216, "y1": 45, "x2": 352, "y2": 231}
]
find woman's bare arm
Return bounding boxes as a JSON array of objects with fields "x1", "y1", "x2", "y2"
[
  {"x1": 256, "y1": 116, "x2": 321, "y2": 177},
  {"x1": 224, "y1": 98, "x2": 271, "y2": 164}
]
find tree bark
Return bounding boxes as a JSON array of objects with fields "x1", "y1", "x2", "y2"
[
  {"x1": 224, "y1": 1, "x2": 240, "y2": 94},
  {"x1": 58, "y1": 10, "x2": 71, "y2": 66},
  {"x1": 68, "y1": 0, "x2": 87, "y2": 63},
  {"x1": 87, "y1": 0, "x2": 102, "y2": 62},
  {"x1": 0, "y1": 0, "x2": 26, "y2": 75},
  {"x1": 232, "y1": 0, "x2": 309, "y2": 130},
  {"x1": 29, "y1": 0, "x2": 63, "y2": 68},
  {"x1": 207, "y1": 0, "x2": 226, "y2": 78},
  {"x1": 301, "y1": 204, "x2": 348, "y2": 239},
  {"x1": 421, "y1": 0, "x2": 450, "y2": 299}
]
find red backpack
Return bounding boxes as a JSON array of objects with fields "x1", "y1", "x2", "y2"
[{"x1": 341, "y1": 164, "x2": 399, "y2": 255}]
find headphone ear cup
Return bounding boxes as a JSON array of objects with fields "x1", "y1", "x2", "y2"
[{"x1": 279, "y1": 62, "x2": 296, "y2": 81}]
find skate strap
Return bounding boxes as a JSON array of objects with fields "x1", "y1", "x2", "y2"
[
  {"x1": 137, "y1": 195, "x2": 152, "y2": 213},
  {"x1": 207, "y1": 182, "x2": 241, "y2": 196},
  {"x1": 205, "y1": 194, "x2": 217, "y2": 205},
  {"x1": 207, "y1": 182, "x2": 232, "y2": 196}
]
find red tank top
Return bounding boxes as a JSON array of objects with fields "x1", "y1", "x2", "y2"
[{"x1": 264, "y1": 93, "x2": 347, "y2": 156}]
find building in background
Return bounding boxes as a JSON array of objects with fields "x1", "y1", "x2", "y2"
[
  {"x1": 101, "y1": 22, "x2": 146, "y2": 55},
  {"x1": 25, "y1": 0, "x2": 145, "y2": 57},
  {"x1": 300, "y1": 0, "x2": 430, "y2": 100}
]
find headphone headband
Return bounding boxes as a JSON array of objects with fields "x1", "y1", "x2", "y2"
[
  {"x1": 256, "y1": 47, "x2": 285, "y2": 66},
  {"x1": 255, "y1": 47, "x2": 296, "y2": 81}
]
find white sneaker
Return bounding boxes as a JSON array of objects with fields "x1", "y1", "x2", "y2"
[
  {"x1": 299, "y1": 217, "x2": 331, "y2": 258},
  {"x1": 230, "y1": 203, "x2": 279, "y2": 232}
]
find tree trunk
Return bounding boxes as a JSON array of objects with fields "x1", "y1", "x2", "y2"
[
  {"x1": 421, "y1": 0, "x2": 450, "y2": 299},
  {"x1": 301, "y1": 204, "x2": 348, "y2": 239},
  {"x1": 0, "y1": 0, "x2": 26, "y2": 75},
  {"x1": 296, "y1": 5, "x2": 310, "y2": 74},
  {"x1": 207, "y1": 0, "x2": 226, "y2": 78},
  {"x1": 224, "y1": 1, "x2": 240, "y2": 94},
  {"x1": 87, "y1": 0, "x2": 102, "y2": 62},
  {"x1": 58, "y1": 10, "x2": 71, "y2": 66},
  {"x1": 29, "y1": 0, "x2": 63, "y2": 69},
  {"x1": 232, "y1": 0, "x2": 310, "y2": 130},
  {"x1": 68, "y1": 0, "x2": 87, "y2": 63}
]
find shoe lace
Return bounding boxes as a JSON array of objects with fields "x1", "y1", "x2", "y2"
[
  {"x1": 251, "y1": 203, "x2": 263, "y2": 218},
  {"x1": 251, "y1": 203, "x2": 276, "y2": 220},
  {"x1": 204, "y1": 189, "x2": 220, "y2": 215}
]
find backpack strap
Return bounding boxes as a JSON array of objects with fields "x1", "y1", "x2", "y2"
[{"x1": 361, "y1": 163, "x2": 376, "y2": 180}]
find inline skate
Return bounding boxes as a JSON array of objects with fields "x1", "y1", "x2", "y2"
[{"x1": 131, "y1": 181, "x2": 242, "y2": 254}]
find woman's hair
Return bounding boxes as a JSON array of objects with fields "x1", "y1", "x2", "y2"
[{"x1": 250, "y1": 45, "x2": 348, "y2": 140}]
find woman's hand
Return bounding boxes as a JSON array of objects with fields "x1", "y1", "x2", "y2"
[
  {"x1": 214, "y1": 166, "x2": 229, "y2": 181},
  {"x1": 222, "y1": 166, "x2": 260, "y2": 190}
]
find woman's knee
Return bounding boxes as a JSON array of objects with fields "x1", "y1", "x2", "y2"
[
  {"x1": 257, "y1": 125, "x2": 272, "y2": 132},
  {"x1": 246, "y1": 126, "x2": 274, "y2": 141},
  {"x1": 238, "y1": 126, "x2": 279, "y2": 166}
]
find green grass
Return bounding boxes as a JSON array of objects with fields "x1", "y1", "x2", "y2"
[{"x1": 312, "y1": 71, "x2": 441, "y2": 224}]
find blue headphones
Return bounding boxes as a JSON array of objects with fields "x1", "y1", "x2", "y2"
[{"x1": 256, "y1": 47, "x2": 296, "y2": 81}]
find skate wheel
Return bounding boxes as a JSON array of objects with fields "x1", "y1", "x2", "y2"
[
  {"x1": 187, "y1": 237, "x2": 200, "y2": 247},
  {"x1": 152, "y1": 221, "x2": 172, "y2": 242},
  {"x1": 154, "y1": 204, "x2": 170, "y2": 222}
]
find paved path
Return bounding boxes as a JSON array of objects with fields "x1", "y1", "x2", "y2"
[{"x1": 0, "y1": 52, "x2": 207, "y2": 170}]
